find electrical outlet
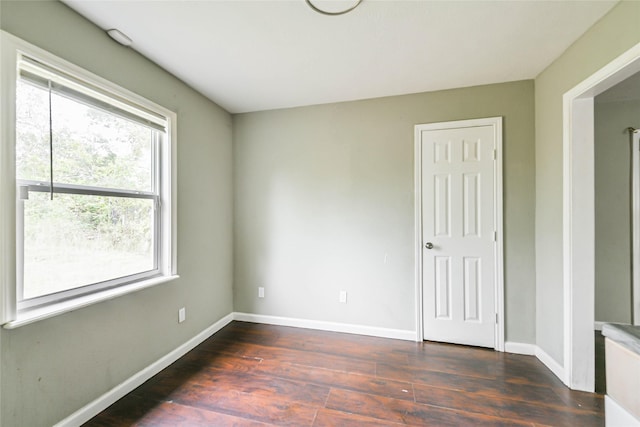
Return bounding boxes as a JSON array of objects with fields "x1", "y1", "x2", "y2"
[
  {"x1": 258, "y1": 287, "x2": 265, "y2": 298},
  {"x1": 339, "y1": 290, "x2": 347, "y2": 303},
  {"x1": 178, "y1": 307, "x2": 186, "y2": 323}
]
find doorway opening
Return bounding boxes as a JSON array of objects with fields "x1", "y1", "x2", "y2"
[{"x1": 563, "y1": 42, "x2": 640, "y2": 392}]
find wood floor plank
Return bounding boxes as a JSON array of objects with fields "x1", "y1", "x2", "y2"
[
  {"x1": 82, "y1": 395, "x2": 274, "y2": 427},
  {"x1": 325, "y1": 388, "x2": 534, "y2": 426},
  {"x1": 132, "y1": 364, "x2": 329, "y2": 408},
  {"x1": 254, "y1": 359, "x2": 416, "y2": 402},
  {"x1": 496, "y1": 356, "x2": 569, "y2": 388},
  {"x1": 271, "y1": 331, "x2": 413, "y2": 363},
  {"x1": 169, "y1": 386, "x2": 319, "y2": 426},
  {"x1": 324, "y1": 388, "x2": 408, "y2": 424},
  {"x1": 84, "y1": 321, "x2": 604, "y2": 427},
  {"x1": 413, "y1": 383, "x2": 603, "y2": 426},
  {"x1": 207, "y1": 322, "x2": 283, "y2": 347},
  {"x1": 195, "y1": 369, "x2": 331, "y2": 406},
  {"x1": 401, "y1": 340, "x2": 500, "y2": 361},
  {"x1": 403, "y1": 352, "x2": 499, "y2": 379},
  {"x1": 400, "y1": 401, "x2": 536, "y2": 427},
  {"x1": 171, "y1": 348, "x2": 264, "y2": 374},
  {"x1": 551, "y1": 386, "x2": 605, "y2": 413},
  {"x1": 312, "y1": 408, "x2": 406, "y2": 426},
  {"x1": 202, "y1": 337, "x2": 377, "y2": 375},
  {"x1": 378, "y1": 362, "x2": 565, "y2": 407},
  {"x1": 377, "y1": 360, "x2": 465, "y2": 388},
  {"x1": 217, "y1": 321, "x2": 413, "y2": 365},
  {"x1": 377, "y1": 359, "x2": 603, "y2": 422}
]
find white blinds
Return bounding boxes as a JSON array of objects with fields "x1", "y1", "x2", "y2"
[{"x1": 18, "y1": 55, "x2": 167, "y2": 132}]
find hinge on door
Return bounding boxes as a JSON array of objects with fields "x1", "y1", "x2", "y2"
[
  {"x1": 493, "y1": 231, "x2": 497, "y2": 242},
  {"x1": 493, "y1": 149, "x2": 497, "y2": 160},
  {"x1": 495, "y1": 313, "x2": 498, "y2": 324}
]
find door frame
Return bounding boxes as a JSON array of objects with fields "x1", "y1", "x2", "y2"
[
  {"x1": 563, "y1": 42, "x2": 640, "y2": 391},
  {"x1": 633, "y1": 130, "x2": 640, "y2": 326},
  {"x1": 414, "y1": 117, "x2": 505, "y2": 351}
]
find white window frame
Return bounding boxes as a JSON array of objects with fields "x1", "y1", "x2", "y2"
[{"x1": 0, "y1": 31, "x2": 178, "y2": 328}]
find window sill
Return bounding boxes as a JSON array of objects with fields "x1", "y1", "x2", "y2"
[{"x1": 2, "y1": 274, "x2": 179, "y2": 329}]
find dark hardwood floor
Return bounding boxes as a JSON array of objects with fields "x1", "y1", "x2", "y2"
[{"x1": 84, "y1": 321, "x2": 604, "y2": 426}]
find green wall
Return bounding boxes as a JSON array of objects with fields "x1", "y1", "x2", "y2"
[
  {"x1": 594, "y1": 98, "x2": 640, "y2": 324},
  {"x1": 234, "y1": 80, "x2": 536, "y2": 342},
  {"x1": 534, "y1": 0, "x2": 640, "y2": 364},
  {"x1": 0, "y1": 1, "x2": 234, "y2": 426}
]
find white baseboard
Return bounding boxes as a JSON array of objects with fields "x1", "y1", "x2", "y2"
[
  {"x1": 53, "y1": 313, "x2": 235, "y2": 427},
  {"x1": 233, "y1": 312, "x2": 416, "y2": 341},
  {"x1": 535, "y1": 345, "x2": 565, "y2": 383},
  {"x1": 504, "y1": 341, "x2": 536, "y2": 356},
  {"x1": 505, "y1": 342, "x2": 566, "y2": 385},
  {"x1": 505, "y1": 344, "x2": 564, "y2": 384}
]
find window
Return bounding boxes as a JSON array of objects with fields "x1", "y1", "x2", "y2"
[{"x1": 0, "y1": 33, "x2": 177, "y2": 326}]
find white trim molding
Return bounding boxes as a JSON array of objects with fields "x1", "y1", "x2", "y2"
[
  {"x1": 504, "y1": 342, "x2": 566, "y2": 384},
  {"x1": 563, "y1": 41, "x2": 640, "y2": 392},
  {"x1": 414, "y1": 128, "x2": 424, "y2": 342},
  {"x1": 233, "y1": 312, "x2": 416, "y2": 341},
  {"x1": 504, "y1": 341, "x2": 537, "y2": 356},
  {"x1": 53, "y1": 313, "x2": 234, "y2": 427},
  {"x1": 536, "y1": 346, "x2": 566, "y2": 384},
  {"x1": 0, "y1": 31, "x2": 18, "y2": 325},
  {"x1": 633, "y1": 130, "x2": 640, "y2": 326},
  {"x1": 4, "y1": 275, "x2": 179, "y2": 329},
  {"x1": 414, "y1": 117, "x2": 504, "y2": 351}
]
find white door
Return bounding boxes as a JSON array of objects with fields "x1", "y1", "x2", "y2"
[{"x1": 419, "y1": 121, "x2": 500, "y2": 348}]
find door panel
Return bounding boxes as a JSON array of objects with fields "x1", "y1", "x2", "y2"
[
  {"x1": 434, "y1": 174, "x2": 450, "y2": 237},
  {"x1": 421, "y1": 125, "x2": 496, "y2": 348},
  {"x1": 435, "y1": 256, "x2": 451, "y2": 319},
  {"x1": 464, "y1": 256, "x2": 481, "y2": 321},
  {"x1": 463, "y1": 173, "x2": 480, "y2": 237}
]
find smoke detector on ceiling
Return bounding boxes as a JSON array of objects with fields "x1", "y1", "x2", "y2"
[{"x1": 106, "y1": 29, "x2": 132, "y2": 47}]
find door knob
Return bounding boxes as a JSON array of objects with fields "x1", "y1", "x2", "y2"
[{"x1": 425, "y1": 242, "x2": 434, "y2": 249}]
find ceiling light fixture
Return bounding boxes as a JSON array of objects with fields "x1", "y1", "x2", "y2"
[
  {"x1": 305, "y1": 0, "x2": 362, "y2": 16},
  {"x1": 106, "y1": 29, "x2": 133, "y2": 47}
]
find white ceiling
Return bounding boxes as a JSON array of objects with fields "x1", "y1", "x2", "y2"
[{"x1": 62, "y1": 0, "x2": 618, "y2": 114}]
